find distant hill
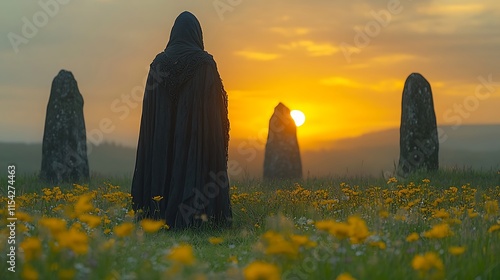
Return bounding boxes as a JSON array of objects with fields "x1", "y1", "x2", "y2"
[
  {"x1": 0, "y1": 142, "x2": 136, "y2": 177},
  {"x1": 1, "y1": 125, "x2": 499, "y2": 178},
  {"x1": 229, "y1": 124, "x2": 500, "y2": 178}
]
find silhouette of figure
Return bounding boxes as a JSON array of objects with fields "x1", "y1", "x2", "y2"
[{"x1": 131, "y1": 11, "x2": 232, "y2": 229}]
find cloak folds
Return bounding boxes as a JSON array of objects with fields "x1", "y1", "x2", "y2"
[{"x1": 131, "y1": 11, "x2": 232, "y2": 229}]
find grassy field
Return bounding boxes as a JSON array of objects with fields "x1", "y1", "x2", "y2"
[{"x1": 1, "y1": 170, "x2": 499, "y2": 279}]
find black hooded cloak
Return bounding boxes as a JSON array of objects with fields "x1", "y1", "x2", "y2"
[{"x1": 131, "y1": 11, "x2": 232, "y2": 229}]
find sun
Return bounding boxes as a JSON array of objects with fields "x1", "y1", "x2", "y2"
[{"x1": 290, "y1": 110, "x2": 306, "y2": 127}]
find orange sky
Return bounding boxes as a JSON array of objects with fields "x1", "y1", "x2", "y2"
[{"x1": 1, "y1": 0, "x2": 499, "y2": 151}]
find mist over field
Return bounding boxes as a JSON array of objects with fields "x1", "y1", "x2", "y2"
[{"x1": 2, "y1": 125, "x2": 498, "y2": 179}]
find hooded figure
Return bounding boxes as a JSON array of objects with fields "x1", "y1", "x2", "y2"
[{"x1": 131, "y1": 11, "x2": 232, "y2": 229}]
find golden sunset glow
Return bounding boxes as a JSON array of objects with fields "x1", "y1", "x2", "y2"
[
  {"x1": 290, "y1": 110, "x2": 306, "y2": 127},
  {"x1": 1, "y1": 1, "x2": 499, "y2": 155}
]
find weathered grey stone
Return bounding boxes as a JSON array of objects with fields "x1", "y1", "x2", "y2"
[
  {"x1": 40, "y1": 70, "x2": 89, "y2": 183},
  {"x1": 398, "y1": 73, "x2": 439, "y2": 176},
  {"x1": 263, "y1": 103, "x2": 302, "y2": 180}
]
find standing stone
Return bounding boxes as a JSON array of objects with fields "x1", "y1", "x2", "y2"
[
  {"x1": 263, "y1": 103, "x2": 302, "y2": 180},
  {"x1": 398, "y1": 73, "x2": 439, "y2": 176},
  {"x1": 40, "y1": 70, "x2": 89, "y2": 183}
]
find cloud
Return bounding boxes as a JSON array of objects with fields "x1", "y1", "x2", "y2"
[
  {"x1": 340, "y1": 53, "x2": 418, "y2": 72},
  {"x1": 279, "y1": 40, "x2": 339, "y2": 56},
  {"x1": 370, "y1": 54, "x2": 416, "y2": 64},
  {"x1": 368, "y1": 79, "x2": 405, "y2": 92},
  {"x1": 269, "y1": 27, "x2": 310, "y2": 37},
  {"x1": 320, "y1": 76, "x2": 404, "y2": 92},
  {"x1": 234, "y1": 50, "x2": 281, "y2": 61},
  {"x1": 416, "y1": 3, "x2": 485, "y2": 16},
  {"x1": 321, "y1": 77, "x2": 362, "y2": 88},
  {"x1": 396, "y1": 2, "x2": 491, "y2": 34}
]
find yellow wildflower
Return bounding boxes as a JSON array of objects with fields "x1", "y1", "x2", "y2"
[
  {"x1": 485, "y1": 200, "x2": 498, "y2": 215},
  {"x1": 467, "y1": 209, "x2": 479, "y2": 218},
  {"x1": 394, "y1": 214, "x2": 407, "y2": 221},
  {"x1": 320, "y1": 199, "x2": 338, "y2": 205},
  {"x1": 347, "y1": 216, "x2": 371, "y2": 244},
  {"x1": 262, "y1": 231, "x2": 298, "y2": 258},
  {"x1": 406, "y1": 232, "x2": 420, "y2": 242},
  {"x1": 316, "y1": 216, "x2": 371, "y2": 244},
  {"x1": 488, "y1": 224, "x2": 500, "y2": 233},
  {"x1": 243, "y1": 261, "x2": 280, "y2": 280},
  {"x1": 113, "y1": 222, "x2": 135, "y2": 238},
  {"x1": 102, "y1": 239, "x2": 116, "y2": 250},
  {"x1": 291, "y1": 234, "x2": 317, "y2": 248},
  {"x1": 57, "y1": 228, "x2": 89, "y2": 255},
  {"x1": 432, "y1": 209, "x2": 450, "y2": 219},
  {"x1": 422, "y1": 179, "x2": 431, "y2": 184},
  {"x1": 72, "y1": 183, "x2": 89, "y2": 193},
  {"x1": 126, "y1": 209, "x2": 135, "y2": 218},
  {"x1": 74, "y1": 194, "x2": 94, "y2": 217},
  {"x1": 140, "y1": 219, "x2": 165, "y2": 233},
  {"x1": 387, "y1": 177, "x2": 398, "y2": 184},
  {"x1": 58, "y1": 269, "x2": 76, "y2": 280},
  {"x1": 336, "y1": 273, "x2": 356, "y2": 280},
  {"x1": 52, "y1": 204, "x2": 64, "y2": 213},
  {"x1": 39, "y1": 217, "x2": 67, "y2": 236},
  {"x1": 370, "y1": 241, "x2": 386, "y2": 250},
  {"x1": 448, "y1": 246, "x2": 466, "y2": 255},
  {"x1": 167, "y1": 244, "x2": 196, "y2": 266},
  {"x1": 447, "y1": 218, "x2": 462, "y2": 225},
  {"x1": 208, "y1": 237, "x2": 224, "y2": 245},
  {"x1": 315, "y1": 220, "x2": 337, "y2": 232},
  {"x1": 20, "y1": 237, "x2": 42, "y2": 261},
  {"x1": 79, "y1": 214, "x2": 101, "y2": 228},
  {"x1": 432, "y1": 197, "x2": 444, "y2": 207},
  {"x1": 316, "y1": 220, "x2": 350, "y2": 240},
  {"x1": 16, "y1": 212, "x2": 33, "y2": 222},
  {"x1": 42, "y1": 188, "x2": 52, "y2": 196},
  {"x1": 21, "y1": 264, "x2": 39, "y2": 280},
  {"x1": 423, "y1": 223, "x2": 453, "y2": 239},
  {"x1": 152, "y1": 195, "x2": 164, "y2": 202},
  {"x1": 97, "y1": 214, "x2": 108, "y2": 222},
  {"x1": 379, "y1": 210, "x2": 390, "y2": 218},
  {"x1": 71, "y1": 222, "x2": 83, "y2": 231},
  {"x1": 412, "y1": 252, "x2": 444, "y2": 271}
]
